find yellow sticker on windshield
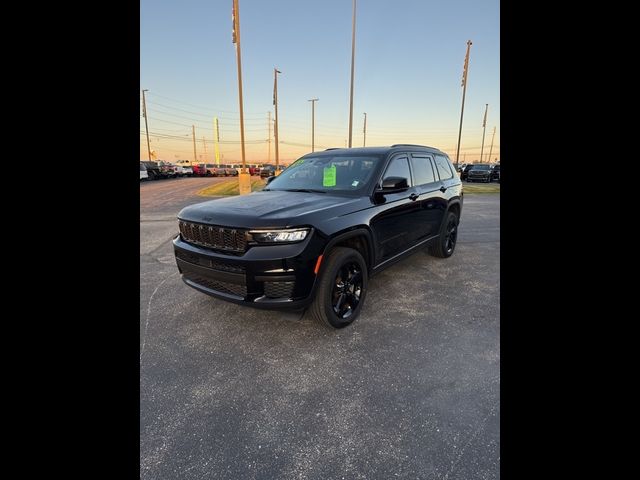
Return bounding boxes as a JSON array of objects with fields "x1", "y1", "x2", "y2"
[{"x1": 323, "y1": 164, "x2": 336, "y2": 187}]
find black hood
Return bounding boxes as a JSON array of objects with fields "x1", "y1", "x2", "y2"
[{"x1": 178, "y1": 190, "x2": 369, "y2": 229}]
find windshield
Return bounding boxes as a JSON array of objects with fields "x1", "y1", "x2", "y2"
[
  {"x1": 265, "y1": 154, "x2": 383, "y2": 194},
  {"x1": 471, "y1": 164, "x2": 491, "y2": 170}
]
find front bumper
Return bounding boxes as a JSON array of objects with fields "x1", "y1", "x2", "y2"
[
  {"x1": 468, "y1": 174, "x2": 490, "y2": 180},
  {"x1": 173, "y1": 231, "x2": 325, "y2": 309}
]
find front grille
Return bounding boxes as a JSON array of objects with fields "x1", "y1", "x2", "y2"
[
  {"x1": 179, "y1": 220, "x2": 247, "y2": 254},
  {"x1": 175, "y1": 250, "x2": 245, "y2": 274},
  {"x1": 263, "y1": 281, "x2": 295, "y2": 299},
  {"x1": 183, "y1": 272, "x2": 247, "y2": 298}
]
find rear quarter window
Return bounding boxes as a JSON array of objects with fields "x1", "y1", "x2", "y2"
[{"x1": 433, "y1": 155, "x2": 454, "y2": 180}]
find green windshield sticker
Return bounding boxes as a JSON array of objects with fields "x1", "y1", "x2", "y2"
[{"x1": 323, "y1": 164, "x2": 336, "y2": 187}]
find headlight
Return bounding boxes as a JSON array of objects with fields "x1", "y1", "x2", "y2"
[{"x1": 248, "y1": 228, "x2": 310, "y2": 244}]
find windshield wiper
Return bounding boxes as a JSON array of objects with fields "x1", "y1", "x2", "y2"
[{"x1": 281, "y1": 188, "x2": 327, "y2": 194}]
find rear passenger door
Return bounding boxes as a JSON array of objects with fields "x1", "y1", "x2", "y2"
[{"x1": 409, "y1": 153, "x2": 447, "y2": 242}]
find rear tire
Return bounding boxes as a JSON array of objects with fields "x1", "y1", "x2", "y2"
[
  {"x1": 429, "y1": 211, "x2": 459, "y2": 258},
  {"x1": 309, "y1": 247, "x2": 368, "y2": 329}
]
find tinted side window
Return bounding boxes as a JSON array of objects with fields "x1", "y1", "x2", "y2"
[
  {"x1": 383, "y1": 156, "x2": 412, "y2": 186},
  {"x1": 434, "y1": 154, "x2": 453, "y2": 180},
  {"x1": 410, "y1": 155, "x2": 436, "y2": 186}
]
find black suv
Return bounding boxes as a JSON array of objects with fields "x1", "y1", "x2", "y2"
[
  {"x1": 173, "y1": 145, "x2": 463, "y2": 328},
  {"x1": 460, "y1": 163, "x2": 474, "y2": 181},
  {"x1": 466, "y1": 164, "x2": 492, "y2": 182},
  {"x1": 490, "y1": 164, "x2": 500, "y2": 182}
]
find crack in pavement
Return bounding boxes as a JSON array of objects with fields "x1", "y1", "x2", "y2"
[
  {"x1": 140, "y1": 271, "x2": 179, "y2": 364},
  {"x1": 441, "y1": 400, "x2": 500, "y2": 480}
]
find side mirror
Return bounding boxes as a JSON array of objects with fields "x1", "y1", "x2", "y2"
[
  {"x1": 378, "y1": 176, "x2": 409, "y2": 192},
  {"x1": 266, "y1": 175, "x2": 276, "y2": 184}
]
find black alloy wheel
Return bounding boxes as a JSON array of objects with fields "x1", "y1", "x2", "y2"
[
  {"x1": 429, "y1": 211, "x2": 459, "y2": 258},
  {"x1": 309, "y1": 247, "x2": 368, "y2": 328},
  {"x1": 331, "y1": 261, "x2": 363, "y2": 320}
]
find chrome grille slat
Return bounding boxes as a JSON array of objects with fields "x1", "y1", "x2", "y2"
[{"x1": 178, "y1": 220, "x2": 247, "y2": 254}]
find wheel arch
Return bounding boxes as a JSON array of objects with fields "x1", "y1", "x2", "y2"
[{"x1": 319, "y1": 227, "x2": 375, "y2": 274}]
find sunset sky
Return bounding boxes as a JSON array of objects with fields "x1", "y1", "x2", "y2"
[{"x1": 140, "y1": 0, "x2": 499, "y2": 164}]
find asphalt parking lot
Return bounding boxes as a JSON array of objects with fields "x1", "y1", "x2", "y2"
[{"x1": 140, "y1": 178, "x2": 500, "y2": 479}]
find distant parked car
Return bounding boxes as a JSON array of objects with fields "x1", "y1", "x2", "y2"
[
  {"x1": 223, "y1": 164, "x2": 239, "y2": 176},
  {"x1": 260, "y1": 164, "x2": 276, "y2": 178},
  {"x1": 157, "y1": 161, "x2": 178, "y2": 178},
  {"x1": 176, "y1": 165, "x2": 193, "y2": 177},
  {"x1": 192, "y1": 163, "x2": 206, "y2": 176},
  {"x1": 460, "y1": 164, "x2": 474, "y2": 181},
  {"x1": 466, "y1": 164, "x2": 492, "y2": 183},
  {"x1": 490, "y1": 164, "x2": 500, "y2": 182},
  {"x1": 259, "y1": 164, "x2": 286, "y2": 178},
  {"x1": 140, "y1": 162, "x2": 148, "y2": 181},
  {"x1": 141, "y1": 161, "x2": 161, "y2": 180},
  {"x1": 206, "y1": 163, "x2": 226, "y2": 177}
]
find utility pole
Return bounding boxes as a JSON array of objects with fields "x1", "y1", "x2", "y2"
[
  {"x1": 202, "y1": 137, "x2": 208, "y2": 161},
  {"x1": 480, "y1": 104, "x2": 488, "y2": 163},
  {"x1": 348, "y1": 0, "x2": 357, "y2": 148},
  {"x1": 142, "y1": 89, "x2": 151, "y2": 161},
  {"x1": 232, "y1": 0, "x2": 251, "y2": 194},
  {"x1": 214, "y1": 117, "x2": 221, "y2": 165},
  {"x1": 273, "y1": 68, "x2": 281, "y2": 172},
  {"x1": 488, "y1": 126, "x2": 496, "y2": 164},
  {"x1": 363, "y1": 112, "x2": 367, "y2": 147},
  {"x1": 454, "y1": 40, "x2": 472, "y2": 169},
  {"x1": 267, "y1": 111, "x2": 271, "y2": 163},
  {"x1": 308, "y1": 98, "x2": 318, "y2": 152},
  {"x1": 192, "y1": 125, "x2": 197, "y2": 165}
]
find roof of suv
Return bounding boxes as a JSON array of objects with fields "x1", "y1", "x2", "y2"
[{"x1": 309, "y1": 145, "x2": 446, "y2": 156}]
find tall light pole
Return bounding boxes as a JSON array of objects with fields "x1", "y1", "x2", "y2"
[
  {"x1": 454, "y1": 40, "x2": 472, "y2": 169},
  {"x1": 363, "y1": 112, "x2": 367, "y2": 147},
  {"x1": 308, "y1": 98, "x2": 318, "y2": 152},
  {"x1": 273, "y1": 68, "x2": 281, "y2": 171},
  {"x1": 213, "y1": 118, "x2": 221, "y2": 165},
  {"x1": 347, "y1": 0, "x2": 357, "y2": 148},
  {"x1": 232, "y1": 0, "x2": 251, "y2": 194},
  {"x1": 480, "y1": 103, "x2": 488, "y2": 163},
  {"x1": 142, "y1": 89, "x2": 151, "y2": 161},
  {"x1": 267, "y1": 111, "x2": 271, "y2": 163},
  {"x1": 488, "y1": 126, "x2": 496, "y2": 163},
  {"x1": 192, "y1": 125, "x2": 197, "y2": 165}
]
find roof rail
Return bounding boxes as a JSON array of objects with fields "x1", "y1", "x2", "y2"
[
  {"x1": 390, "y1": 144, "x2": 430, "y2": 148},
  {"x1": 324, "y1": 147, "x2": 341, "y2": 150}
]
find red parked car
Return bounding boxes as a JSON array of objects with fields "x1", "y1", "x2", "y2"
[{"x1": 192, "y1": 163, "x2": 207, "y2": 176}]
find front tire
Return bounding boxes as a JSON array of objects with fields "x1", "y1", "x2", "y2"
[
  {"x1": 429, "y1": 211, "x2": 459, "y2": 258},
  {"x1": 309, "y1": 247, "x2": 368, "y2": 329}
]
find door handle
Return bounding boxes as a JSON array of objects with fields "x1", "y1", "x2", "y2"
[
  {"x1": 439, "y1": 185, "x2": 447, "y2": 193},
  {"x1": 409, "y1": 193, "x2": 419, "y2": 201}
]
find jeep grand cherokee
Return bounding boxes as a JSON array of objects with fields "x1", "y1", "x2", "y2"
[{"x1": 173, "y1": 145, "x2": 463, "y2": 328}]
